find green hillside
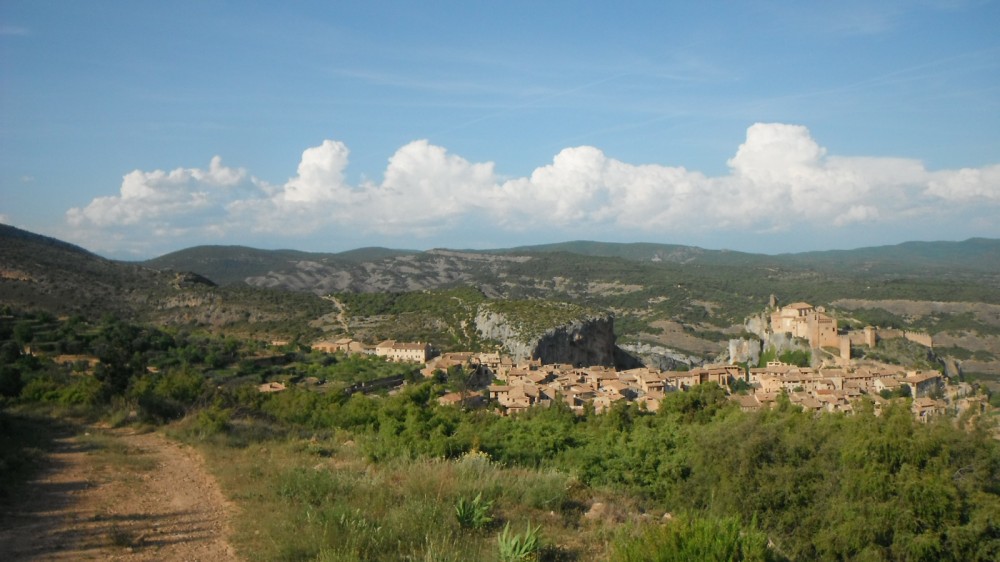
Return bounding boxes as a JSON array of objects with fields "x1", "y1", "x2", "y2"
[
  {"x1": 5, "y1": 223, "x2": 1000, "y2": 371},
  {"x1": 0, "y1": 225, "x2": 334, "y2": 341}
]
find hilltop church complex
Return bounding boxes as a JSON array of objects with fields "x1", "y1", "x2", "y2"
[{"x1": 767, "y1": 300, "x2": 935, "y2": 361}]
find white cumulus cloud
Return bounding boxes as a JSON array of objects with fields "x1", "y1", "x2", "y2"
[
  {"x1": 365, "y1": 140, "x2": 497, "y2": 232},
  {"x1": 67, "y1": 156, "x2": 249, "y2": 228},
  {"x1": 280, "y1": 140, "x2": 352, "y2": 203},
  {"x1": 926, "y1": 164, "x2": 1000, "y2": 201},
  {"x1": 64, "y1": 123, "x2": 1000, "y2": 257}
]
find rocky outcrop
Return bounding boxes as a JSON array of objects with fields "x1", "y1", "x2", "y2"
[
  {"x1": 744, "y1": 312, "x2": 769, "y2": 340},
  {"x1": 474, "y1": 308, "x2": 618, "y2": 366},
  {"x1": 617, "y1": 342, "x2": 704, "y2": 371},
  {"x1": 728, "y1": 338, "x2": 762, "y2": 366},
  {"x1": 172, "y1": 271, "x2": 217, "y2": 289}
]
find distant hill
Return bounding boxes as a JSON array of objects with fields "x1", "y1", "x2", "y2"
[
  {"x1": 4, "y1": 223, "x2": 1000, "y2": 371},
  {"x1": 143, "y1": 238, "x2": 1000, "y2": 290},
  {"x1": 0, "y1": 224, "x2": 169, "y2": 319},
  {"x1": 497, "y1": 240, "x2": 771, "y2": 266},
  {"x1": 334, "y1": 247, "x2": 420, "y2": 262},
  {"x1": 0, "y1": 224, "x2": 334, "y2": 338},
  {"x1": 0, "y1": 223, "x2": 100, "y2": 259},
  {"x1": 780, "y1": 238, "x2": 1000, "y2": 274},
  {"x1": 501, "y1": 238, "x2": 1000, "y2": 274},
  {"x1": 144, "y1": 245, "x2": 418, "y2": 286},
  {"x1": 136, "y1": 237, "x2": 1000, "y2": 309}
]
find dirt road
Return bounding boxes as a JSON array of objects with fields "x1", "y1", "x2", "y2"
[{"x1": 0, "y1": 426, "x2": 239, "y2": 561}]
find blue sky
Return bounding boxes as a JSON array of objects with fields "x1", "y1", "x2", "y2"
[{"x1": 2, "y1": 1, "x2": 998, "y2": 259}]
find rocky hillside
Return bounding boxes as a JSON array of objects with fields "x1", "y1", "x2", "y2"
[
  {"x1": 474, "y1": 304, "x2": 618, "y2": 366},
  {"x1": 0, "y1": 224, "x2": 172, "y2": 320},
  {"x1": 5, "y1": 224, "x2": 1000, "y2": 374},
  {"x1": 0, "y1": 225, "x2": 334, "y2": 340}
]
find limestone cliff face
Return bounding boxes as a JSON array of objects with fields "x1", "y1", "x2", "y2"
[
  {"x1": 617, "y1": 342, "x2": 703, "y2": 371},
  {"x1": 728, "y1": 338, "x2": 762, "y2": 366},
  {"x1": 474, "y1": 309, "x2": 535, "y2": 361},
  {"x1": 744, "y1": 312, "x2": 769, "y2": 340},
  {"x1": 474, "y1": 309, "x2": 618, "y2": 366}
]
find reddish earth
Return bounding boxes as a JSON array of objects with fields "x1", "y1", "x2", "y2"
[{"x1": 0, "y1": 426, "x2": 239, "y2": 561}]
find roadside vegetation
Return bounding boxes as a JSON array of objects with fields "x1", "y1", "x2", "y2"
[{"x1": 3, "y1": 310, "x2": 999, "y2": 561}]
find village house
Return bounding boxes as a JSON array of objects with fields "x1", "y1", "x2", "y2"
[
  {"x1": 620, "y1": 368, "x2": 666, "y2": 394},
  {"x1": 912, "y1": 396, "x2": 947, "y2": 422},
  {"x1": 374, "y1": 340, "x2": 431, "y2": 363},
  {"x1": 313, "y1": 337, "x2": 369, "y2": 355},
  {"x1": 789, "y1": 392, "x2": 824, "y2": 413},
  {"x1": 663, "y1": 371, "x2": 702, "y2": 390},
  {"x1": 873, "y1": 377, "x2": 902, "y2": 395},
  {"x1": 683, "y1": 364, "x2": 744, "y2": 389},
  {"x1": 903, "y1": 370, "x2": 943, "y2": 398},
  {"x1": 437, "y1": 391, "x2": 485, "y2": 409},
  {"x1": 422, "y1": 352, "x2": 480, "y2": 378},
  {"x1": 731, "y1": 393, "x2": 764, "y2": 413},
  {"x1": 593, "y1": 393, "x2": 627, "y2": 414},
  {"x1": 476, "y1": 352, "x2": 503, "y2": 376},
  {"x1": 636, "y1": 391, "x2": 664, "y2": 413}
]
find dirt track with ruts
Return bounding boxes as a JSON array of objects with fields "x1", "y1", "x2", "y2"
[{"x1": 0, "y1": 426, "x2": 239, "y2": 561}]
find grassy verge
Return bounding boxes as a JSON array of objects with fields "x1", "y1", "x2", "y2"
[
  {"x1": 178, "y1": 417, "x2": 631, "y2": 561},
  {"x1": 76, "y1": 429, "x2": 159, "y2": 473}
]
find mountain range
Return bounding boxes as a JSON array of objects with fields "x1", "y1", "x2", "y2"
[{"x1": 3, "y1": 223, "x2": 999, "y2": 377}]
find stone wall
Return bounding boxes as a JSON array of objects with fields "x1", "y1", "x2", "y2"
[{"x1": 903, "y1": 331, "x2": 934, "y2": 348}]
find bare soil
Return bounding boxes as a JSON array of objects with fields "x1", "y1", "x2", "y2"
[
  {"x1": 0, "y1": 426, "x2": 239, "y2": 561},
  {"x1": 643, "y1": 320, "x2": 726, "y2": 355},
  {"x1": 832, "y1": 299, "x2": 1000, "y2": 327}
]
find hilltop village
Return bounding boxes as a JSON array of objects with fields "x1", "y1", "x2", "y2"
[{"x1": 305, "y1": 301, "x2": 990, "y2": 423}]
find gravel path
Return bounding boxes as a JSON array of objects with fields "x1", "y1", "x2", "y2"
[{"x1": 0, "y1": 426, "x2": 239, "y2": 561}]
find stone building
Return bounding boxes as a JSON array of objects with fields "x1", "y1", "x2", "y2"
[{"x1": 770, "y1": 302, "x2": 839, "y2": 349}]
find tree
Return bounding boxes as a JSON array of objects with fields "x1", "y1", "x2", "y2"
[{"x1": 0, "y1": 365, "x2": 23, "y2": 398}]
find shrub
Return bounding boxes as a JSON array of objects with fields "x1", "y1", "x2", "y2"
[
  {"x1": 19, "y1": 377, "x2": 62, "y2": 402},
  {"x1": 455, "y1": 492, "x2": 493, "y2": 530},
  {"x1": 497, "y1": 521, "x2": 541, "y2": 562},
  {"x1": 611, "y1": 515, "x2": 777, "y2": 562},
  {"x1": 194, "y1": 405, "x2": 231, "y2": 437},
  {"x1": 58, "y1": 375, "x2": 104, "y2": 406}
]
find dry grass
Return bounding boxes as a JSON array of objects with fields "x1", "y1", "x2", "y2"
[
  {"x1": 191, "y1": 425, "x2": 627, "y2": 561},
  {"x1": 77, "y1": 430, "x2": 158, "y2": 473}
]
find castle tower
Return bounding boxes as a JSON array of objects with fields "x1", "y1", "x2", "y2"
[
  {"x1": 864, "y1": 326, "x2": 877, "y2": 348},
  {"x1": 839, "y1": 334, "x2": 851, "y2": 361}
]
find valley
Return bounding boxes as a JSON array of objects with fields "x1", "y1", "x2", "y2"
[{"x1": 2, "y1": 223, "x2": 1000, "y2": 561}]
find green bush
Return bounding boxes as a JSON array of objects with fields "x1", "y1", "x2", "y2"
[
  {"x1": 19, "y1": 377, "x2": 62, "y2": 402},
  {"x1": 497, "y1": 521, "x2": 541, "y2": 562},
  {"x1": 455, "y1": 492, "x2": 493, "y2": 530},
  {"x1": 194, "y1": 405, "x2": 231, "y2": 437},
  {"x1": 57, "y1": 375, "x2": 104, "y2": 406},
  {"x1": 611, "y1": 515, "x2": 778, "y2": 562},
  {"x1": 777, "y1": 349, "x2": 810, "y2": 367}
]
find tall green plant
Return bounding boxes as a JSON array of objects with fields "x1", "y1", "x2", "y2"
[
  {"x1": 611, "y1": 515, "x2": 777, "y2": 562},
  {"x1": 455, "y1": 492, "x2": 493, "y2": 530},
  {"x1": 497, "y1": 521, "x2": 541, "y2": 562}
]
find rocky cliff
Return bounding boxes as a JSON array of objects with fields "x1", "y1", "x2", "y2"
[
  {"x1": 474, "y1": 308, "x2": 619, "y2": 366},
  {"x1": 617, "y1": 342, "x2": 703, "y2": 371}
]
